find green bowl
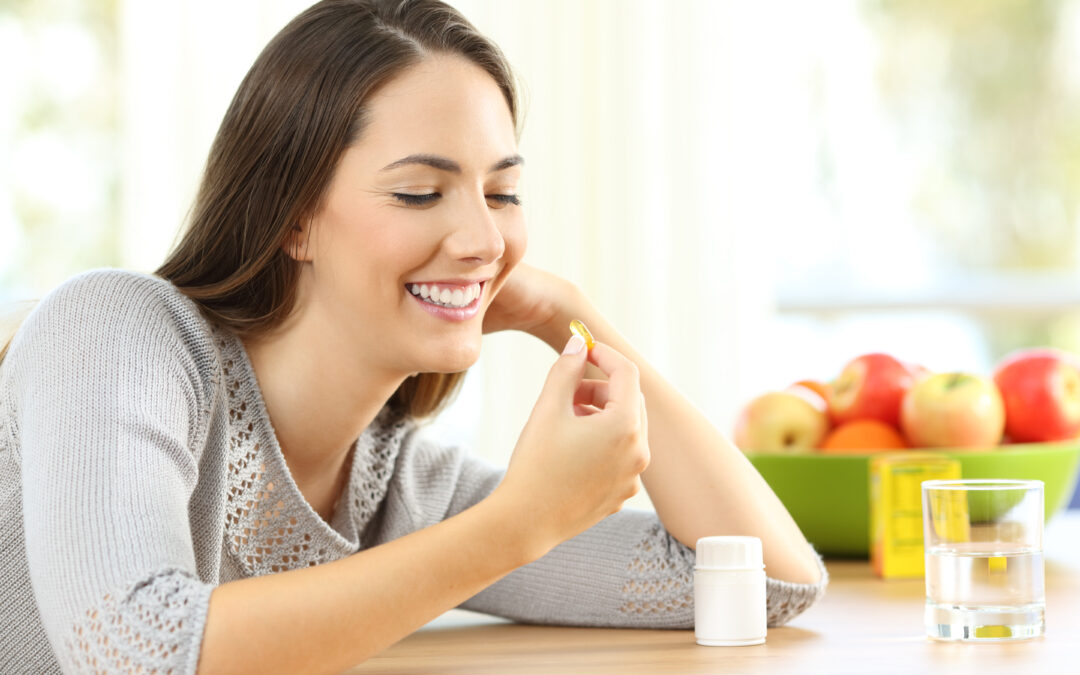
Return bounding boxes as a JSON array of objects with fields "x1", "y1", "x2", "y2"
[{"x1": 745, "y1": 443, "x2": 1080, "y2": 558}]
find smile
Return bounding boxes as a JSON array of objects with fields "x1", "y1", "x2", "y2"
[{"x1": 406, "y1": 281, "x2": 483, "y2": 309}]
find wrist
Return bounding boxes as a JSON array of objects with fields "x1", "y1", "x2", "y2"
[
  {"x1": 482, "y1": 484, "x2": 559, "y2": 565},
  {"x1": 533, "y1": 280, "x2": 590, "y2": 351}
]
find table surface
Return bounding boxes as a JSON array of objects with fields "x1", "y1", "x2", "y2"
[{"x1": 346, "y1": 511, "x2": 1080, "y2": 674}]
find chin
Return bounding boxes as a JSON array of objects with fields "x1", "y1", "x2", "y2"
[{"x1": 426, "y1": 341, "x2": 481, "y2": 374}]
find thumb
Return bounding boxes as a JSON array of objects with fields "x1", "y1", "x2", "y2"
[{"x1": 539, "y1": 334, "x2": 589, "y2": 411}]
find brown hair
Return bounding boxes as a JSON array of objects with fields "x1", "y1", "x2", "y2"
[{"x1": 2, "y1": 0, "x2": 519, "y2": 420}]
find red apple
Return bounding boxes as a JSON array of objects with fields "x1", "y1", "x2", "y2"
[
  {"x1": 900, "y1": 372, "x2": 1005, "y2": 449},
  {"x1": 993, "y1": 348, "x2": 1080, "y2": 442},
  {"x1": 827, "y1": 353, "x2": 917, "y2": 427},
  {"x1": 734, "y1": 391, "x2": 829, "y2": 454}
]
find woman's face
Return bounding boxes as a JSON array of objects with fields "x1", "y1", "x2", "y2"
[{"x1": 297, "y1": 54, "x2": 525, "y2": 377}]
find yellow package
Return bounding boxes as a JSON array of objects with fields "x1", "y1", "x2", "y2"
[{"x1": 869, "y1": 453, "x2": 961, "y2": 579}]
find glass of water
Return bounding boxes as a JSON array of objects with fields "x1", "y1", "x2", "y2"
[{"x1": 922, "y1": 479, "x2": 1045, "y2": 641}]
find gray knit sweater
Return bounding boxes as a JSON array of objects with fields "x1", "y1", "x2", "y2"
[{"x1": 0, "y1": 268, "x2": 827, "y2": 673}]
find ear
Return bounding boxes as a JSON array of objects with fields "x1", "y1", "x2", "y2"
[{"x1": 282, "y1": 221, "x2": 315, "y2": 262}]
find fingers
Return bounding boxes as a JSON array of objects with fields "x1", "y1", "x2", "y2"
[
  {"x1": 585, "y1": 342, "x2": 641, "y2": 415},
  {"x1": 574, "y1": 381, "x2": 649, "y2": 443},
  {"x1": 540, "y1": 334, "x2": 590, "y2": 413},
  {"x1": 639, "y1": 392, "x2": 649, "y2": 440},
  {"x1": 573, "y1": 403, "x2": 600, "y2": 417},
  {"x1": 573, "y1": 380, "x2": 609, "y2": 409}
]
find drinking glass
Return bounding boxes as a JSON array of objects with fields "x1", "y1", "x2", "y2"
[{"x1": 922, "y1": 479, "x2": 1045, "y2": 641}]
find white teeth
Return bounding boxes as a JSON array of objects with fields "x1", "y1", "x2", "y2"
[{"x1": 408, "y1": 282, "x2": 481, "y2": 309}]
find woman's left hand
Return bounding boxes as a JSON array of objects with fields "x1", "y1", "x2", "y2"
[{"x1": 482, "y1": 262, "x2": 577, "y2": 338}]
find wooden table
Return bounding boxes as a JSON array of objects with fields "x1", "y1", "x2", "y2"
[{"x1": 347, "y1": 512, "x2": 1080, "y2": 674}]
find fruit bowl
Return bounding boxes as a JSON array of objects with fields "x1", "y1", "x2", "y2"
[{"x1": 745, "y1": 442, "x2": 1080, "y2": 557}]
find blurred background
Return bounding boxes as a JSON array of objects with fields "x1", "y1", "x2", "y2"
[{"x1": 2, "y1": 0, "x2": 1079, "y2": 510}]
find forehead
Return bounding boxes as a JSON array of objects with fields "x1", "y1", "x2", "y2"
[{"x1": 356, "y1": 54, "x2": 517, "y2": 169}]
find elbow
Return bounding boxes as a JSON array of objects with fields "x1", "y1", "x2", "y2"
[{"x1": 765, "y1": 557, "x2": 829, "y2": 627}]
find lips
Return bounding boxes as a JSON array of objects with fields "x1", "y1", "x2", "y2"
[
  {"x1": 407, "y1": 281, "x2": 482, "y2": 308},
  {"x1": 407, "y1": 282, "x2": 483, "y2": 321},
  {"x1": 404, "y1": 278, "x2": 489, "y2": 291}
]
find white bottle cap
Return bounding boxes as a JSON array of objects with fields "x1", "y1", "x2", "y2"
[{"x1": 695, "y1": 536, "x2": 764, "y2": 570}]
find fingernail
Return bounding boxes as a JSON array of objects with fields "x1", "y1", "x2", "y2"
[{"x1": 563, "y1": 334, "x2": 586, "y2": 355}]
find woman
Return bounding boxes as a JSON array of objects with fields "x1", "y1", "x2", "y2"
[{"x1": 0, "y1": 1, "x2": 827, "y2": 672}]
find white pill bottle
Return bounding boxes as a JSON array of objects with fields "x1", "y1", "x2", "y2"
[{"x1": 694, "y1": 535, "x2": 767, "y2": 646}]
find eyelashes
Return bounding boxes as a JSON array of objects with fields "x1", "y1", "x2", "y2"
[
  {"x1": 393, "y1": 193, "x2": 440, "y2": 206},
  {"x1": 392, "y1": 192, "x2": 522, "y2": 207},
  {"x1": 490, "y1": 194, "x2": 522, "y2": 206}
]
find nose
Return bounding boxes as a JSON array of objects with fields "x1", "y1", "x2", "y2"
[{"x1": 445, "y1": 192, "x2": 506, "y2": 264}]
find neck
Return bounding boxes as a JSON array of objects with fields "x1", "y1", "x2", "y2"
[{"x1": 241, "y1": 304, "x2": 407, "y2": 487}]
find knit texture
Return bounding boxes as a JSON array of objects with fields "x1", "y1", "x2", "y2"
[{"x1": 0, "y1": 268, "x2": 828, "y2": 673}]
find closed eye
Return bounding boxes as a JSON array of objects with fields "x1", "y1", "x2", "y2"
[
  {"x1": 393, "y1": 192, "x2": 440, "y2": 206},
  {"x1": 488, "y1": 194, "x2": 521, "y2": 207},
  {"x1": 392, "y1": 192, "x2": 522, "y2": 208}
]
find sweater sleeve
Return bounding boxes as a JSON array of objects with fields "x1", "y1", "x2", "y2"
[
  {"x1": 10, "y1": 270, "x2": 216, "y2": 674},
  {"x1": 380, "y1": 428, "x2": 828, "y2": 629}
]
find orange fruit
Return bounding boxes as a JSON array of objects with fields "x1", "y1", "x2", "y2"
[
  {"x1": 792, "y1": 379, "x2": 830, "y2": 402},
  {"x1": 785, "y1": 383, "x2": 828, "y2": 413},
  {"x1": 819, "y1": 419, "x2": 907, "y2": 454}
]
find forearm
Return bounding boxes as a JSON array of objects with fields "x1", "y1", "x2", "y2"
[
  {"x1": 535, "y1": 291, "x2": 822, "y2": 585},
  {"x1": 198, "y1": 490, "x2": 536, "y2": 674}
]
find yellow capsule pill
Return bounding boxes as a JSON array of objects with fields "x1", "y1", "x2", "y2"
[{"x1": 569, "y1": 319, "x2": 595, "y2": 351}]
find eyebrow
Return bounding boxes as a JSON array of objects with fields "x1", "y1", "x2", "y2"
[{"x1": 379, "y1": 153, "x2": 524, "y2": 174}]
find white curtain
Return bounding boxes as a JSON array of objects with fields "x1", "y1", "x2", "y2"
[{"x1": 442, "y1": 1, "x2": 777, "y2": 501}]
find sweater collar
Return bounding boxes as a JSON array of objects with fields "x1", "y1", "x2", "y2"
[{"x1": 212, "y1": 326, "x2": 412, "y2": 578}]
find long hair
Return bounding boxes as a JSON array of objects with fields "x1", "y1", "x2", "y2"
[{"x1": 2, "y1": 0, "x2": 520, "y2": 420}]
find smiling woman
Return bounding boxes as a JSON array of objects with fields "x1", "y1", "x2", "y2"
[{"x1": 0, "y1": 1, "x2": 825, "y2": 673}]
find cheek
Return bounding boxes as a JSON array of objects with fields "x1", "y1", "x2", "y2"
[
  {"x1": 321, "y1": 215, "x2": 432, "y2": 308},
  {"x1": 501, "y1": 214, "x2": 527, "y2": 266},
  {"x1": 353, "y1": 212, "x2": 438, "y2": 270}
]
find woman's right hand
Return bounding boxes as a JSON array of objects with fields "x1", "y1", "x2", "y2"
[{"x1": 494, "y1": 335, "x2": 651, "y2": 558}]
